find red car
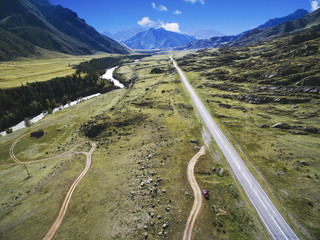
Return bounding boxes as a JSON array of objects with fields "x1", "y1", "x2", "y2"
[{"x1": 202, "y1": 189, "x2": 209, "y2": 199}]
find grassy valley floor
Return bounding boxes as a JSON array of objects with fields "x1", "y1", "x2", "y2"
[{"x1": 0, "y1": 54, "x2": 268, "y2": 239}]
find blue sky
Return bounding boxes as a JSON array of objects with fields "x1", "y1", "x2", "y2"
[{"x1": 49, "y1": 0, "x2": 318, "y2": 35}]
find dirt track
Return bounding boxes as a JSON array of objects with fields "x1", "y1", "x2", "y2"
[
  {"x1": 183, "y1": 146, "x2": 206, "y2": 240},
  {"x1": 9, "y1": 132, "x2": 96, "y2": 240}
]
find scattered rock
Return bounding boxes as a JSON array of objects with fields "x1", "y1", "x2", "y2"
[
  {"x1": 144, "y1": 225, "x2": 148, "y2": 230},
  {"x1": 161, "y1": 90, "x2": 166, "y2": 93},
  {"x1": 144, "y1": 233, "x2": 148, "y2": 239},
  {"x1": 156, "y1": 215, "x2": 162, "y2": 220},
  {"x1": 162, "y1": 189, "x2": 166, "y2": 193},
  {"x1": 259, "y1": 124, "x2": 269, "y2": 128},
  {"x1": 190, "y1": 139, "x2": 198, "y2": 144}
]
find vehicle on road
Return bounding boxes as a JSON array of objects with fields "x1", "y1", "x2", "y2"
[{"x1": 202, "y1": 189, "x2": 209, "y2": 200}]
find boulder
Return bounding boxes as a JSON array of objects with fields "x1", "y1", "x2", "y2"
[
  {"x1": 259, "y1": 124, "x2": 269, "y2": 128},
  {"x1": 218, "y1": 168, "x2": 225, "y2": 177},
  {"x1": 163, "y1": 222, "x2": 169, "y2": 229},
  {"x1": 298, "y1": 161, "x2": 308, "y2": 166},
  {"x1": 303, "y1": 126, "x2": 318, "y2": 134},
  {"x1": 296, "y1": 76, "x2": 320, "y2": 86},
  {"x1": 272, "y1": 123, "x2": 291, "y2": 129},
  {"x1": 190, "y1": 139, "x2": 198, "y2": 144}
]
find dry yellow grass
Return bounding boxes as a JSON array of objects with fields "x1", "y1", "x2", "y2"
[{"x1": 0, "y1": 52, "x2": 115, "y2": 89}]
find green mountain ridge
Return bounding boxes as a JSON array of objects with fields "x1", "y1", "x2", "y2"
[
  {"x1": 179, "y1": 8, "x2": 318, "y2": 50},
  {"x1": 228, "y1": 8, "x2": 320, "y2": 47},
  {"x1": 0, "y1": 0, "x2": 129, "y2": 60}
]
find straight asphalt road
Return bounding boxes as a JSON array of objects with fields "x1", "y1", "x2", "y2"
[{"x1": 170, "y1": 56, "x2": 299, "y2": 240}]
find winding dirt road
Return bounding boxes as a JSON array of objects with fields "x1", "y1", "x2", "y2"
[
  {"x1": 183, "y1": 146, "x2": 206, "y2": 240},
  {"x1": 9, "y1": 132, "x2": 96, "y2": 240}
]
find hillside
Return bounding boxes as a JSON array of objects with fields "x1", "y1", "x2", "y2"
[
  {"x1": 124, "y1": 28, "x2": 195, "y2": 49},
  {"x1": 179, "y1": 8, "x2": 312, "y2": 50},
  {"x1": 175, "y1": 26, "x2": 320, "y2": 239},
  {"x1": 0, "y1": 0, "x2": 129, "y2": 60},
  {"x1": 229, "y1": 8, "x2": 320, "y2": 47}
]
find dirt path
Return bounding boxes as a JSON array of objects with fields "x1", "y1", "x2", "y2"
[
  {"x1": 43, "y1": 140, "x2": 96, "y2": 240},
  {"x1": 183, "y1": 146, "x2": 206, "y2": 240},
  {"x1": 9, "y1": 132, "x2": 96, "y2": 240}
]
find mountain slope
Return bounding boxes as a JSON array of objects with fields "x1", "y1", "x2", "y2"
[
  {"x1": 229, "y1": 8, "x2": 320, "y2": 47},
  {"x1": 124, "y1": 28, "x2": 195, "y2": 49},
  {"x1": 257, "y1": 9, "x2": 308, "y2": 29},
  {"x1": 179, "y1": 9, "x2": 312, "y2": 50},
  {"x1": 0, "y1": 0, "x2": 129, "y2": 60}
]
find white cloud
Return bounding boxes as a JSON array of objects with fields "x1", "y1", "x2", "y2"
[
  {"x1": 184, "y1": 0, "x2": 205, "y2": 5},
  {"x1": 174, "y1": 10, "x2": 182, "y2": 15},
  {"x1": 137, "y1": 17, "x2": 156, "y2": 28},
  {"x1": 152, "y1": 3, "x2": 168, "y2": 12},
  {"x1": 311, "y1": 0, "x2": 320, "y2": 11},
  {"x1": 158, "y1": 5, "x2": 168, "y2": 12},
  {"x1": 160, "y1": 22, "x2": 180, "y2": 33},
  {"x1": 185, "y1": 0, "x2": 205, "y2": 4}
]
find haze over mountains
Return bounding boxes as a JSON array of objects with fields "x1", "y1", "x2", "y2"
[
  {"x1": 103, "y1": 28, "x2": 145, "y2": 42},
  {"x1": 0, "y1": 0, "x2": 129, "y2": 60}
]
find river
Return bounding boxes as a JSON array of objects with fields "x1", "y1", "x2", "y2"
[{"x1": 0, "y1": 66, "x2": 125, "y2": 137}]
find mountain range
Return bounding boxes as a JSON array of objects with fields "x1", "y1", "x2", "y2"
[
  {"x1": 0, "y1": 0, "x2": 129, "y2": 60},
  {"x1": 124, "y1": 28, "x2": 195, "y2": 50},
  {"x1": 186, "y1": 29, "x2": 225, "y2": 39},
  {"x1": 179, "y1": 9, "x2": 311, "y2": 50},
  {"x1": 103, "y1": 28, "x2": 145, "y2": 42}
]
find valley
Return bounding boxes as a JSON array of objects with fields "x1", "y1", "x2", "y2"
[
  {"x1": 1, "y1": 1, "x2": 320, "y2": 239},
  {"x1": 0, "y1": 53, "x2": 270, "y2": 239}
]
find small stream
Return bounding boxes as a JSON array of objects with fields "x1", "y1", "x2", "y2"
[{"x1": 1, "y1": 66, "x2": 125, "y2": 137}]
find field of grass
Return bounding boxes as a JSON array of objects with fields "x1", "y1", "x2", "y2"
[
  {"x1": 0, "y1": 52, "x2": 116, "y2": 89},
  {"x1": 175, "y1": 35, "x2": 320, "y2": 239},
  {"x1": 0, "y1": 53, "x2": 270, "y2": 239}
]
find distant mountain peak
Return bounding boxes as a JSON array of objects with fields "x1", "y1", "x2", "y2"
[{"x1": 124, "y1": 27, "x2": 195, "y2": 49}]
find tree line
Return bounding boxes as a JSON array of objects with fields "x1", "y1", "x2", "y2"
[{"x1": 0, "y1": 54, "x2": 149, "y2": 131}]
